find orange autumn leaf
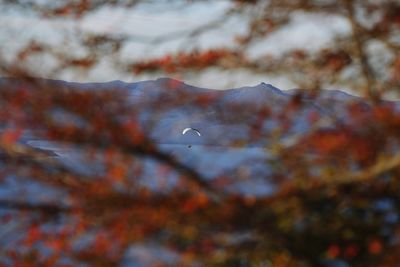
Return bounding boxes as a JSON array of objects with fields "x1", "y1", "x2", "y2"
[
  {"x1": 327, "y1": 244, "x2": 341, "y2": 258},
  {"x1": 123, "y1": 121, "x2": 145, "y2": 144},
  {"x1": 107, "y1": 165, "x2": 127, "y2": 183},
  {"x1": 308, "y1": 130, "x2": 349, "y2": 154},
  {"x1": 368, "y1": 240, "x2": 383, "y2": 255},
  {"x1": 93, "y1": 233, "x2": 111, "y2": 254},
  {"x1": 24, "y1": 225, "x2": 42, "y2": 246},
  {"x1": 344, "y1": 244, "x2": 359, "y2": 259},
  {"x1": 45, "y1": 239, "x2": 65, "y2": 251},
  {"x1": 1, "y1": 128, "x2": 23, "y2": 145},
  {"x1": 182, "y1": 193, "x2": 209, "y2": 213}
]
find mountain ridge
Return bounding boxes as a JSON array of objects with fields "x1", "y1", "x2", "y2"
[
  {"x1": 0, "y1": 76, "x2": 356, "y2": 99},
  {"x1": 0, "y1": 76, "x2": 374, "y2": 147}
]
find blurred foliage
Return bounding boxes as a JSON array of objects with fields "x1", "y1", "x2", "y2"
[{"x1": 1, "y1": 0, "x2": 400, "y2": 267}]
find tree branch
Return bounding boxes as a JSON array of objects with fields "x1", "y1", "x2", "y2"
[{"x1": 343, "y1": 0, "x2": 379, "y2": 102}]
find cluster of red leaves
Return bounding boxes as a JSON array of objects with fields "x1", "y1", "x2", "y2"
[
  {"x1": 0, "y1": 128, "x2": 23, "y2": 145},
  {"x1": 131, "y1": 49, "x2": 244, "y2": 74},
  {"x1": 289, "y1": 101, "x2": 400, "y2": 170},
  {"x1": 67, "y1": 56, "x2": 97, "y2": 69},
  {"x1": 327, "y1": 239, "x2": 383, "y2": 259},
  {"x1": 318, "y1": 49, "x2": 352, "y2": 73},
  {"x1": 43, "y1": 0, "x2": 90, "y2": 18}
]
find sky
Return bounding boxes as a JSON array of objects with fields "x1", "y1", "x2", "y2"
[{"x1": 0, "y1": 0, "x2": 351, "y2": 90}]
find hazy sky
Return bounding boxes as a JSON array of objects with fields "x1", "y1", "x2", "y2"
[{"x1": 0, "y1": 1, "x2": 351, "y2": 90}]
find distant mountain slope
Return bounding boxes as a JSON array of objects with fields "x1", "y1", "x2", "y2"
[{"x1": 0, "y1": 76, "x2": 369, "y2": 148}]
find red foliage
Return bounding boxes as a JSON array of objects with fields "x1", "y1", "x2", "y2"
[
  {"x1": 327, "y1": 244, "x2": 341, "y2": 258},
  {"x1": 368, "y1": 240, "x2": 383, "y2": 255},
  {"x1": 0, "y1": 128, "x2": 23, "y2": 145},
  {"x1": 131, "y1": 49, "x2": 244, "y2": 74},
  {"x1": 319, "y1": 50, "x2": 352, "y2": 72},
  {"x1": 3, "y1": 0, "x2": 400, "y2": 266}
]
